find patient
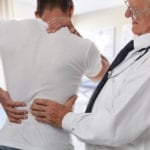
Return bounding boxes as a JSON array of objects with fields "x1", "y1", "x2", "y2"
[{"x1": 0, "y1": 0, "x2": 109, "y2": 150}]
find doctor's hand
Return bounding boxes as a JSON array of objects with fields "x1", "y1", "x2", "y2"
[
  {"x1": 0, "y1": 88, "x2": 28, "y2": 124},
  {"x1": 31, "y1": 96, "x2": 77, "y2": 128}
]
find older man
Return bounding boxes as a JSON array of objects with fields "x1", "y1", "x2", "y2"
[{"x1": 31, "y1": 0, "x2": 150, "y2": 149}]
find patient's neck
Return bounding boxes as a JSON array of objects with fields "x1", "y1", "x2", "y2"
[{"x1": 41, "y1": 8, "x2": 69, "y2": 23}]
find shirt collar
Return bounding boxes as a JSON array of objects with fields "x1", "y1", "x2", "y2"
[{"x1": 134, "y1": 33, "x2": 150, "y2": 51}]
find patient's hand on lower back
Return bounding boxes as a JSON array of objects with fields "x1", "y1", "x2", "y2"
[{"x1": 0, "y1": 88, "x2": 28, "y2": 124}]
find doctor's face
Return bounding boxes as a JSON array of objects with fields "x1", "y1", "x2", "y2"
[{"x1": 125, "y1": 0, "x2": 150, "y2": 35}]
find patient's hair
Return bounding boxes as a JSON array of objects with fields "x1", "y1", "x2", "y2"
[{"x1": 37, "y1": 0, "x2": 74, "y2": 17}]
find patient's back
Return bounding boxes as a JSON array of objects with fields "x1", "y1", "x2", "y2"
[{"x1": 0, "y1": 19, "x2": 101, "y2": 150}]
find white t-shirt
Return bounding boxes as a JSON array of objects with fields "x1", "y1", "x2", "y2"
[{"x1": 0, "y1": 19, "x2": 101, "y2": 150}]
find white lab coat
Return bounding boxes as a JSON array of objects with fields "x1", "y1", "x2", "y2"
[{"x1": 62, "y1": 33, "x2": 150, "y2": 150}]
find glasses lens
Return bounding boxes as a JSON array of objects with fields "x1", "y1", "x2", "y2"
[{"x1": 124, "y1": 1, "x2": 137, "y2": 19}]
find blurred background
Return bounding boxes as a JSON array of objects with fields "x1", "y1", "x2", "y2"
[{"x1": 0, "y1": 0, "x2": 134, "y2": 150}]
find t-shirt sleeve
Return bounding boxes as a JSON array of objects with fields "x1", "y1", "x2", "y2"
[
  {"x1": 0, "y1": 21, "x2": 5, "y2": 55},
  {"x1": 0, "y1": 21, "x2": 12, "y2": 56},
  {"x1": 84, "y1": 42, "x2": 102, "y2": 77}
]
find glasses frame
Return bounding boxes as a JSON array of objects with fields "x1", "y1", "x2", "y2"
[{"x1": 124, "y1": 0, "x2": 150, "y2": 20}]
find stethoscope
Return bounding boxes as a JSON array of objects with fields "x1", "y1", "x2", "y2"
[{"x1": 108, "y1": 46, "x2": 150, "y2": 79}]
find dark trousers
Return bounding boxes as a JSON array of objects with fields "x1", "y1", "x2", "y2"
[{"x1": 0, "y1": 146, "x2": 20, "y2": 150}]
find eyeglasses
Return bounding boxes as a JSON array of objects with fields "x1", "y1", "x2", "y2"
[{"x1": 124, "y1": 0, "x2": 150, "y2": 20}]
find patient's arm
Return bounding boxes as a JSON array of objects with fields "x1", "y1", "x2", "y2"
[
  {"x1": 0, "y1": 88, "x2": 28, "y2": 124},
  {"x1": 89, "y1": 54, "x2": 109, "y2": 82}
]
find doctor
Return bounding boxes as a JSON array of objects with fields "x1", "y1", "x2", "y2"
[{"x1": 31, "y1": 0, "x2": 150, "y2": 149}]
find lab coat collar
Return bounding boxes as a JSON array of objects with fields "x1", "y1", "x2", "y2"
[{"x1": 134, "y1": 33, "x2": 150, "y2": 51}]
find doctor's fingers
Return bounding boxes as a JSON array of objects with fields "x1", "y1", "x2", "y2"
[
  {"x1": 65, "y1": 95, "x2": 77, "y2": 108},
  {"x1": 33, "y1": 98, "x2": 50, "y2": 106},
  {"x1": 35, "y1": 117, "x2": 49, "y2": 124},
  {"x1": 31, "y1": 110, "x2": 46, "y2": 117},
  {"x1": 35, "y1": 116, "x2": 58, "y2": 126},
  {"x1": 31, "y1": 103, "x2": 47, "y2": 111}
]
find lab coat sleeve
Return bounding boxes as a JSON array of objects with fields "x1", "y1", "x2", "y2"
[{"x1": 62, "y1": 62, "x2": 150, "y2": 146}]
